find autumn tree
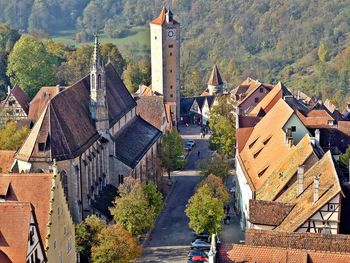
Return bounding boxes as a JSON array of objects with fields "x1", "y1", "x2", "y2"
[
  {"x1": 122, "y1": 58, "x2": 151, "y2": 93},
  {"x1": 197, "y1": 154, "x2": 231, "y2": 182},
  {"x1": 197, "y1": 174, "x2": 230, "y2": 204},
  {"x1": 75, "y1": 215, "x2": 107, "y2": 262},
  {"x1": 186, "y1": 184, "x2": 225, "y2": 234},
  {"x1": 0, "y1": 121, "x2": 30, "y2": 150},
  {"x1": 143, "y1": 182, "x2": 164, "y2": 215},
  {"x1": 160, "y1": 128, "x2": 185, "y2": 179},
  {"x1": 7, "y1": 35, "x2": 59, "y2": 97},
  {"x1": 91, "y1": 224, "x2": 142, "y2": 263}
]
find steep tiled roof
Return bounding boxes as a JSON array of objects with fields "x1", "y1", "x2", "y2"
[
  {"x1": 150, "y1": 7, "x2": 179, "y2": 25},
  {"x1": 245, "y1": 229, "x2": 350, "y2": 253},
  {"x1": 324, "y1": 99, "x2": 337, "y2": 113},
  {"x1": 276, "y1": 151, "x2": 342, "y2": 232},
  {"x1": 0, "y1": 202, "x2": 32, "y2": 263},
  {"x1": 236, "y1": 79, "x2": 274, "y2": 106},
  {"x1": 0, "y1": 150, "x2": 15, "y2": 173},
  {"x1": 0, "y1": 174, "x2": 52, "y2": 247},
  {"x1": 195, "y1": 96, "x2": 206, "y2": 110},
  {"x1": 208, "y1": 65, "x2": 223, "y2": 86},
  {"x1": 249, "y1": 199, "x2": 294, "y2": 226},
  {"x1": 180, "y1": 97, "x2": 195, "y2": 116},
  {"x1": 28, "y1": 86, "x2": 64, "y2": 123},
  {"x1": 256, "y1": 135, "x2": 316, "y2": 200},
  {"x1": 136, "y1": 96, "x2": 165, "y2": 130},
  {"x1": 10, "y1": 84, "x2": 30, "y2": 114},
  {"x1": 236, "y1": 128, "x2": 253, "y2": 153},
  {"x1": 296, "y1": 108, "x2": 334, "y2": 128},
  {"x1": 238, "y1": 99, "x2": 294, "y2": 190},
  {"x1": 16, "y1": 63, "x2": 137, "y2": 162},
  {"x1": 238, "y1": 116, "x2": 261, "y2": 128},
  {"x1": 249, "y1": 82, "x2": 291, "y2": 117},
  {"x1": 114, "y1": 116, "x2": 161, "y2": 168},
  {"x1": 206, "y1": 95, "x2": 216, "y2": 108},
  {"x1": 228, "y1": 244, "x2": 307, "y2": 263}
]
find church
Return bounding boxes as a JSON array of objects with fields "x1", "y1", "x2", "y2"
[{"x1": 12, "y1": 36, "x2": 162, "y2": 222}]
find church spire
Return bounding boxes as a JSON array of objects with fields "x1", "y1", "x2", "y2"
[{"x1": 92, "y1": 34, "x2": 102, "y2": 69}]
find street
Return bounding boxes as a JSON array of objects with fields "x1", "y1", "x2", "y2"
[{"x1": 138, "y1": 125, "x2": 242, "y2": 262}]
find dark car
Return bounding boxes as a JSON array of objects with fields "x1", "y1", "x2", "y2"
[
  {"x1": 190, "y1": 239, "x2": 211, "y2": 250},
  {"x1": 195, "y1": 233, "x2": 210, "y2": 242},
  {"x1": 188, "y1": 249, "x2": 209, "y2": 260}
]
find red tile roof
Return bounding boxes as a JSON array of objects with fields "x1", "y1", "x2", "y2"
[
  {"x1": 0, "y1": 202, "x2": 32, "y2": 263},
  {"x1": 150, "y1": 7, "x2": 179, "y2": 25},
  {"x1": 0, "y1": 150, "x2": 15, "y2": 173},
  {"x1": 136, "y1": 96, "x2": 165, "y2": 130},
  {"x1": 0, "y1": 174, "x2": 52, "y2": 249}
]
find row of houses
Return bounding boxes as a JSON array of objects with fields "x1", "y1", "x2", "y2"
[{"x1": 223, "y1": 78, "x2": 350, "y2": 261}]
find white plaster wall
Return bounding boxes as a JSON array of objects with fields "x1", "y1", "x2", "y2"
[
  {"x1": 150, "y1": 24, "x2": 163, "y2": 95},
  {"x1": 283, "y1": 114, "x2": 310, "y2": 144}
]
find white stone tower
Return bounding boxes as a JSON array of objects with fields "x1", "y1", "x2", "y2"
[
  {"x1": 150, "y1": 7, "x2": 180, "y2": 124},
  {"x1": 90, "y1": 34, "x2": 109, "y2": 135},
  {"x1": 208, "y1": 64, "x2": 224, "y2": 95}
]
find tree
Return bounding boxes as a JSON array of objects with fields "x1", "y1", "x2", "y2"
[
  {"x1": 143, "y1": 182, "x2": 164, "y2": 215},
  {"x1": 339, "y1": 145, "x2": 350, "y2": 168},
  {"x1": 0, "y1": 121, "x2": 30, "y2": 150},
  {"x1": 160, "y1": 128, "x2": 185, "y2": 179},
  {"x1": 197, "y1": 154, "x2": 231, "y2": 182},
  {"x1": 117, "y1": 176, "x2": 141, "y2": 197},
  {"x1": 110, "y1": 185, "x2": 155, "y2": 236},
  {"x1": 91, "y1": 224, "x2": 142, "y2": 263},
  {"x1": 122, "y1": 58, "x2": 151, "y2": 93},
  {"x1": 75, "y1": 215, "x2": 107, "y2": 262},
  {"x1": 7, "y1": 35, "x2": 59, "y2": 97},
  {"x1": 100, "y1": 43, "x2": 126, "y2": 76},
  {"x1": 209, "y1": 116, "x2": 235, "y2": 157},
  {"x1": 197, "y1": 174, "x2": 230, "y2": 204},
  {"x1": 318, "y1": 42, "x2": 329, "y2": 63},
  {"x1": 186, "y1": 184, "x2": 225, "y2": 234}
]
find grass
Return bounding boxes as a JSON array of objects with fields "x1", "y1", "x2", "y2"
[{"x1": 51, "y1": 26, "x2": 150, "y2": 55}]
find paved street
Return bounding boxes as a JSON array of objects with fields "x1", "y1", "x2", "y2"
[
  {"x1": 138, "y1": 125, "x2": 242, "y2": 262},
  {"x1": 138, "y1": 125, "x2": 207, "y2": 262}
]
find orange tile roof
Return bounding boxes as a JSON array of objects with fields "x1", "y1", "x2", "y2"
[
  {"x1": 0, "y1": 202, "x2": 32, "y2": 263},
  {"x1": 249, "y1": 82, "x2": 286, "y2": 116},
  {"x1": 150, "y1": 7, "x2": 167, "y2": 25},
  {"x1": 208, "y1": 64, "x2": 223, "y2": 86},
  {"x1": 0, "y1": 150, "x2": 15, "y2": 173},
  {"x1": 236, "y1": 79, "x2": 274, "y2": 106},
  {"x1": 256, "y1": 135, "x2": 315, "y2": 200},
  {"x1": 296, "y1": 108, "x2": 334, "y2": 128},
  {"x1": 238, "y1": 99, "x2": 294, "y2": 190},
  {"x1": 228, "y1": 244, "x2": 307, "y2": 263},
  {"x1": 236, "y1": 128, "x2": 253, "y2": 153},
  {"x1": 0, "y1": 174, "x2": 52, "y2": 248},
  {"x1": 276, "y1": 151, "x2": 342, "y2": 232}
]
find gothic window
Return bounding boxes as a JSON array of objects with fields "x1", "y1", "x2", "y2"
[
  {"x1": 170, "y1": 52, "x2": 173, "y2": 56},
  {"x1": 170, "y1": 85, "x2": 173, "y2": 89},
  {"x1": 92, "y1": 74, "x2": 95, "y2": 89},
  {"x1": 169, "y1": 44, "x2": 173, "y2": 48},
  {"x1": 170, "y1": 94, "x2": 173, "y2": 98},
  {"x1": 98, "y1": 74, "x2": 101, "y2": 90},
  {"x1": 60, "y1": 171, "x2": 68, "y2": 200}
]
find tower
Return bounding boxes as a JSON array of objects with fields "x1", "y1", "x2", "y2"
[
  {"x1": 90, "y1": 34, "x2": 109, "y2": 135},
  {"x1": 150, "y1": 7, "x2": 180, "y2": 124},
  {"x1": 208, "y1": 65, "x2": 224, "y2": 95}
]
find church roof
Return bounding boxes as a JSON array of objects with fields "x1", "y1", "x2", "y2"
[
  {"x1": 136, "y1": 96, "x2": 166, "y2": 130},
  {"x1": 150, "y1": 7, "x2": 179, "y2": 25},
  {"x1": 208, "y1": 65, "x2": 223, "y2": 86},
  {"x1": 114, "y1": 116, "x2": 161, "y2": 168},
  {"x1": 9, "y1": 84, "x2": 30, "y2": 114},
  {"x1": 16, "y1": 63, "x2": 137, "y2": 162}
]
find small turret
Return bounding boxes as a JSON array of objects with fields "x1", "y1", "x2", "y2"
[{"x1": 208, "y1": 65, "x2": 224, "y2": 95}]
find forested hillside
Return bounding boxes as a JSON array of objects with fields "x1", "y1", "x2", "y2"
[{"x1": 1, "y1": 0, "x2": 350, "y2": 107}]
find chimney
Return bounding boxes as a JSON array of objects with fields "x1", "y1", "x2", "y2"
[
  {"x1": 313, "y1": 176, "x2": 320, "y2": 203},
  {"x1": 7, "y1": 85, "x2": 11, "y2": 95},
  {"x1": 288, "y1": 137, "x2": 293, "y2": 148},
  {"x1": 297, "y1": 166, "x2": 304, "y2": 196},
  {"x1": 315, "y1": 129, "x2": 320, "y2": 145}
]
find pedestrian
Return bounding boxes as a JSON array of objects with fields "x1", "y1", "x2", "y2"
[
  {"x1": 200, "y1": 132, "x2": 203, "y2": 138},
  {"x1": 197, "y1": 151, "x2": 200, "y2": 158},
  {"x1": 226, "y1": 214, "x2": 231, "y2": 224}
]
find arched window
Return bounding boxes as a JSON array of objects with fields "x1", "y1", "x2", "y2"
[
  {"x1": 60, "y1": 171, "x2": 68, "y2": 200},
  {"x1": 98, "y1": 74, "x2": 101, "y2": 90},
  {"x1": 91, "y1": 74, "x2": 95, "y2": 89}
]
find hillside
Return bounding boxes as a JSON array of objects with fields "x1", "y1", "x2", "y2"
[{"x1": 1, "y1": 0, "x2": 350, "y2": 106}]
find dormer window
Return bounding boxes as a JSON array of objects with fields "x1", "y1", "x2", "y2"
[
  {"x1": 258, "y1": 165, "x2": 269, "y2": 177},
  {"x1": 253, "y1": 147, "x2": 263, "y2": 159},
  {"x1": 249, "y1": 137, "x2": 259, "y2": 149}
]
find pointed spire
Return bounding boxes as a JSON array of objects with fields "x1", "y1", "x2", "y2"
[
  {"x1": 151, "y1": 6, "x2": 167, "y2": 25},
  {"x1": 92, "y1": 33, "x2": 101, "y2": 68},
  {"x1": 208, "y1": 64, "x2": 223, "y2": 86}
]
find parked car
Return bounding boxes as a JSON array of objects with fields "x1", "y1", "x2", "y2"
[
  {"x1": 191, "y1": 255, "x2": 208, "y2": 262},
  {"x1": 187, "y1": 140, "x2": 196, "y2": 148},
  {"x1": 188, "y1": 249, "x2": 209, "y2": 260},
  {"x1": 190, "y1": 239, "x2": 211, "y2": 250},
  {"x1": 185, "y1": 144, "x2": 191, "y2": 152},
  {"x1": 194, "y1": 232, "x2": 210, "y2": 242}
]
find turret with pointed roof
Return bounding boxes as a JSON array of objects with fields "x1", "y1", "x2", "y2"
[
  {"x1": 90, "y1": 34, "x2": 109, "y2": 135},
  {"x1": 208, "y1": 64, "x2": 224, "y2": 95}
]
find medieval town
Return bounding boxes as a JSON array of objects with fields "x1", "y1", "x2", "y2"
[{"x1": 1, "y1": 2, "x2": 350, "y2": 263}]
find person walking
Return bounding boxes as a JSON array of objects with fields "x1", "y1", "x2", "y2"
[{"x1": 197, "y1": 151, "x2": 200, "y2": 158}]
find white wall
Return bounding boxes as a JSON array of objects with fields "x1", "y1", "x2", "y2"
[
  {"x1": 283, "y1": 114, "x2": 310, "y2": 144},
  {"x1": 150, "y1": 24, "x2": 163, "y2": 95}
]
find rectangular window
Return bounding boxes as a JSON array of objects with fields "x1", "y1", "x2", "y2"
[
  {"x1": 38, "y1": 143, "x2": 45, "y2": 152},
  {"x1": 170, "y1": 52, "x2": 173, "y2": 56},
  {"x1": 291, "y1": 126, "x2": 296, "y2": 132},
  {"x1": 259, "y1": 87, "x2": 264, "y2": 93},
  {"x1": 328, "y1": 120, "x2": 334, "y2": 126},
  {"x1": 168, "y1": 44, "x2": 173, "y2": 48},
  {"x1": 170, "y1": 94, "x2": 173, "y2": 98},
  {"x1": 328, "y1": 204, "x2": 336, "y2": 211},
  {"x1": 170, "y1": 69, "x2": 173, "y2": 73},
  {"x1": 254, "y1": 97, "x2": 259, "y2": 103}
]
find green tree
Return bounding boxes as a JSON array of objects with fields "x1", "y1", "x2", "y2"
[
  {"x1": 122, "y1": 58, "x2": 151, "y2": 93},
  {"x1": 340, "y1": 145, "x2": 350, "y2": 168},
  {"x1": 186, "y1": 184, "x2": 225, "y2": 234},
  {"x1": 318, "y1": 42, "x2": 329, "y2": 63},
  {"x1": 143, "y1": 182, "x2": 164, "y2": 215},
  {"x1": 110, "y1": 185, "x2": 155, "y2": 236},
  {"x1": 160, "y1": 128, "x2": 185, "y2": 179},
  {"x1": 75, "y1": 215, "x2": 107, "y2": 262},
  {"x1": 197, "y1": 174, "x2": 230, "y2": 204},
  {"x1": 91, "y1": 224, "x2": 142, "y2": 263},
  {"x1": 209, "y1": 116, "x2": 235, "y2": 157},
  {"x1": 100, "y1": 43, "x2": 126, "y2": 76},
  {"x1": 7, "y1": 35, "x2": 59, "y2": 97},
  {"x1": 0, "y1": 121, "x2": 30, "y2": 150},
  {"x1": 197, "y1": 154, "x2": 231, "y2": 182}
]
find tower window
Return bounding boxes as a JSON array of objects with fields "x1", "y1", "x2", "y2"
[
  {"x1": 254, "y1": 97, "x2": 259, "y2": 103},
  {"x1": 170, "y1": 94, "x2": 173, "y2": 98},
  {"x1": 170, "y1": 85, "x2": 173, "y2": 89},
  {"x1": 170, "y1": 70, "x2": 173, "y2": 73},
  {"x1": 155, "y1": 36, "x2": 157, "y2": 40},
  {"x1": 170, "y1": 52, "x2": 173, "y2": 56},
  {"x1": 38, "y1": 143, "x2": 45, "y2": 152},
  {"x1": 169, "y1": 44, "x2": 173, "y2": 48},
  {"x1": 98, "y1": 74, "x2": 101, "y2": 89}
]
